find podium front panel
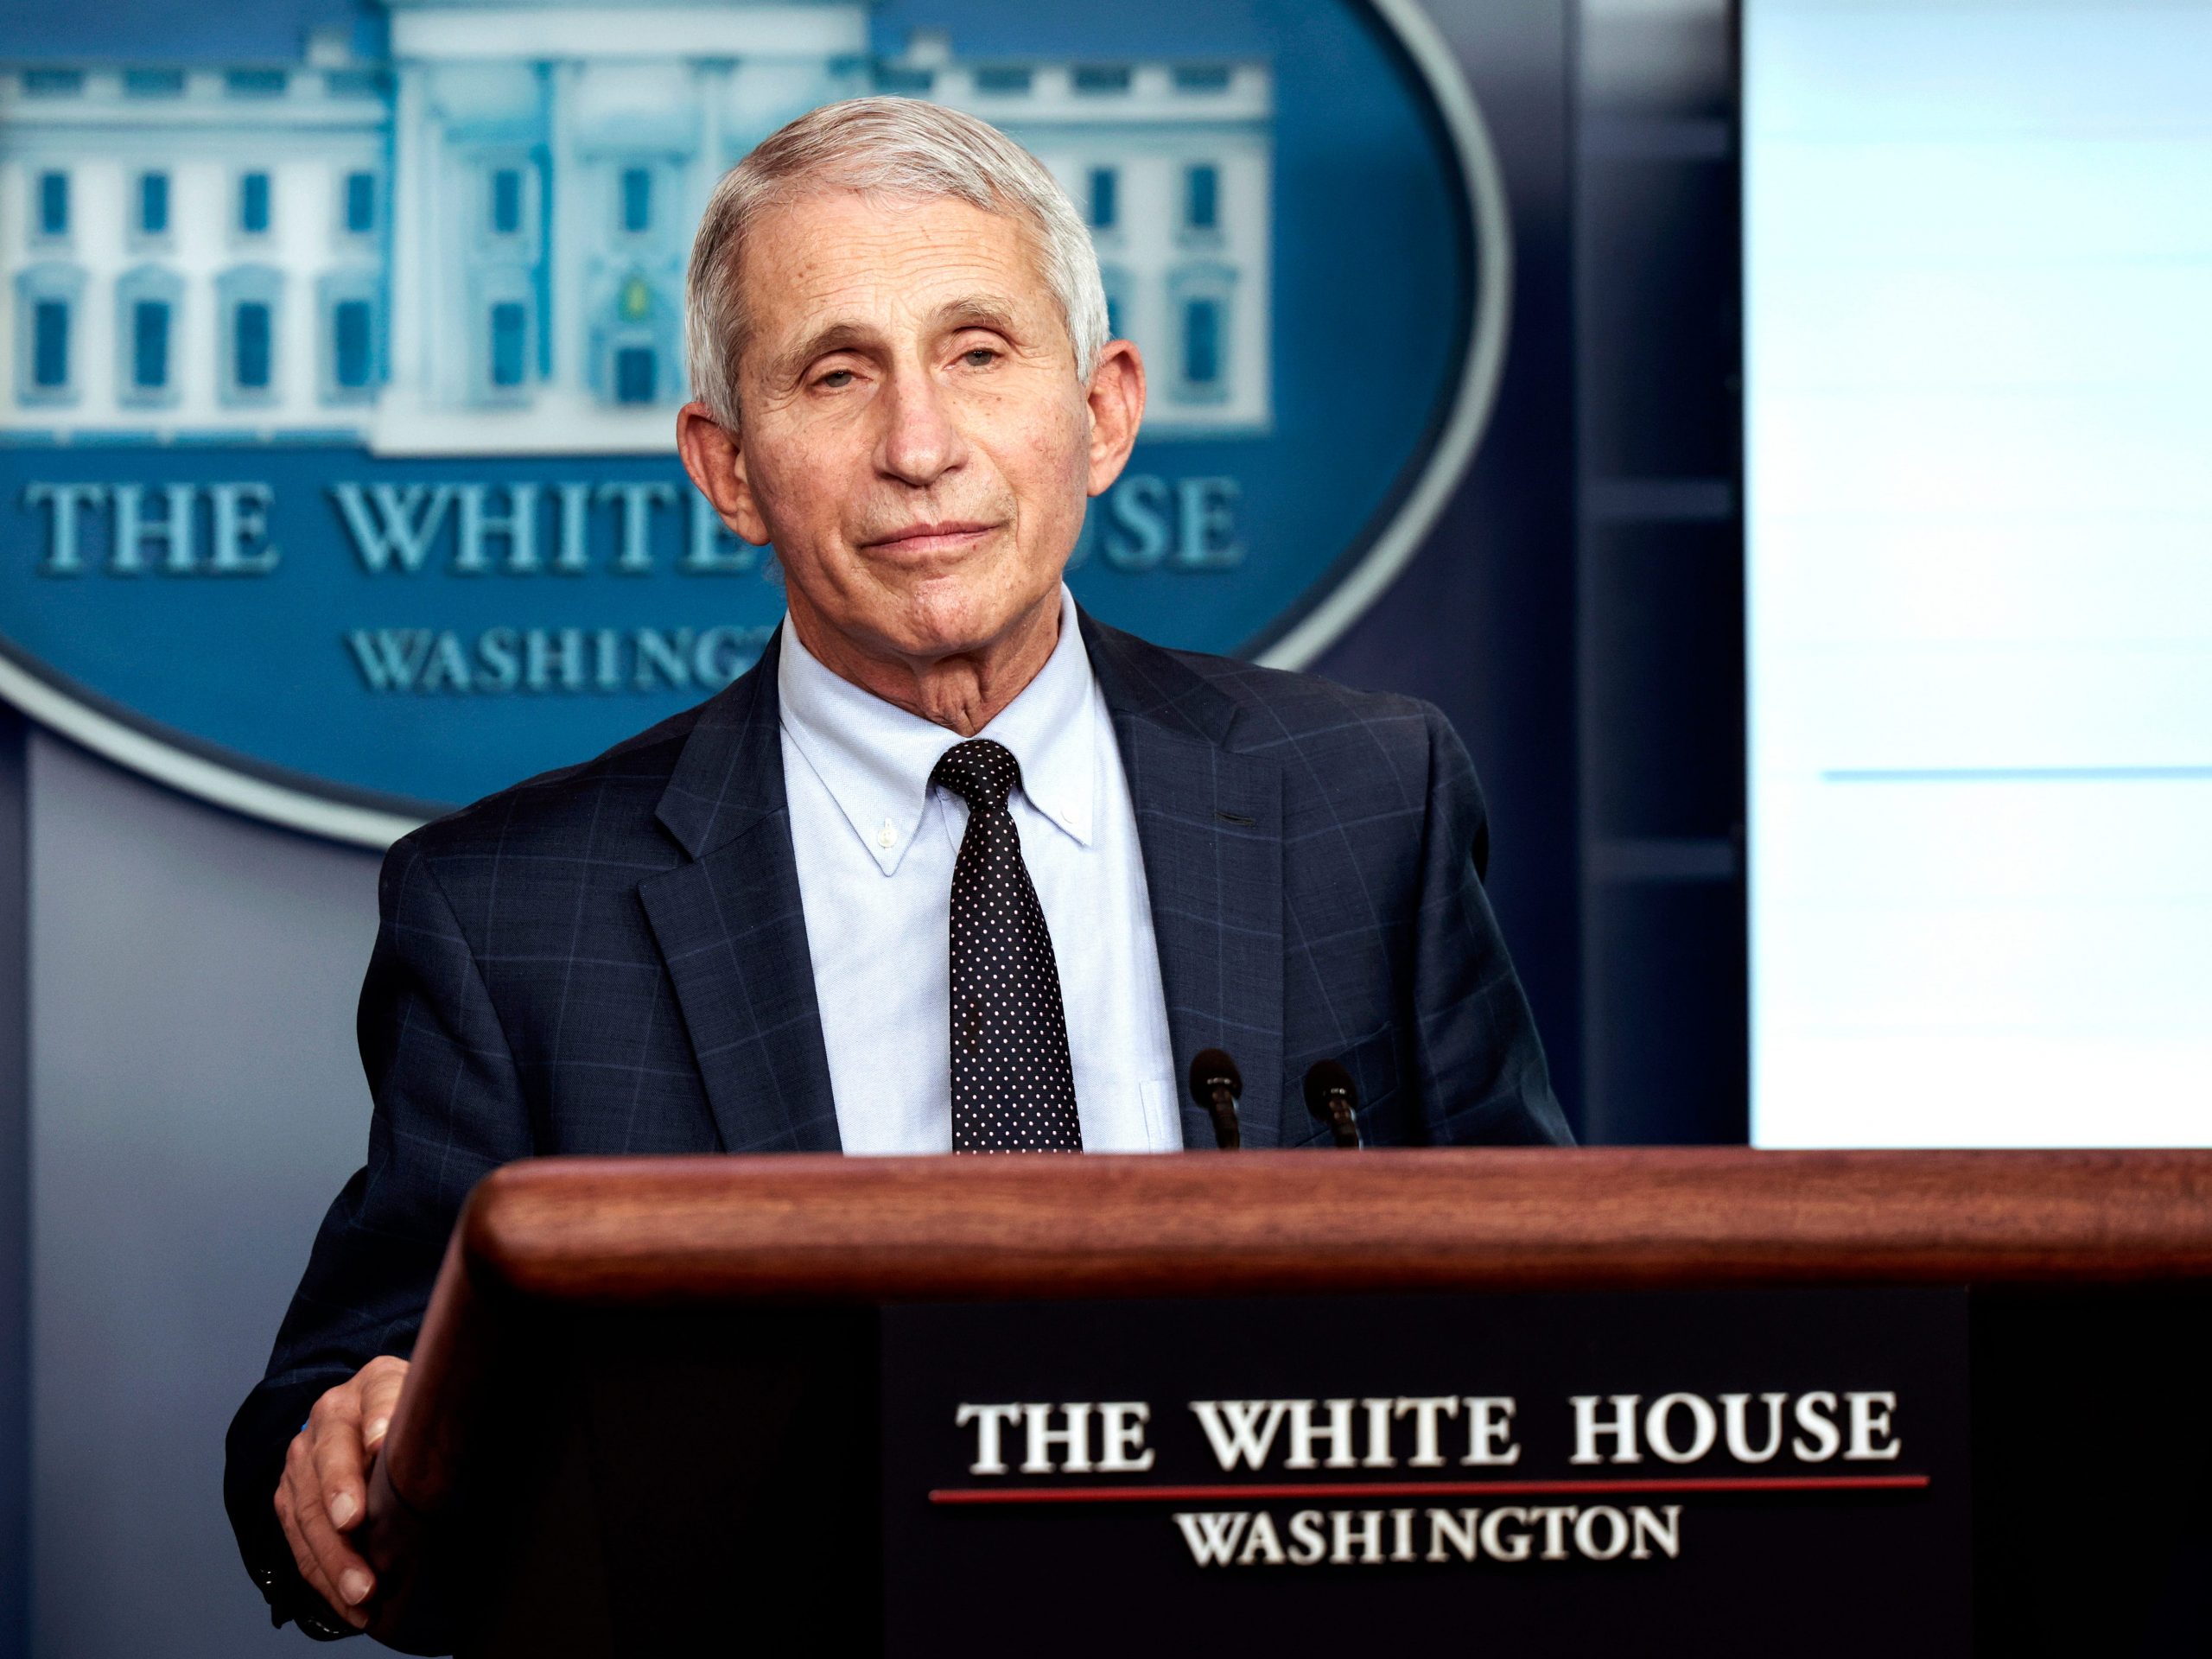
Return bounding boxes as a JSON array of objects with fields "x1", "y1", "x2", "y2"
[{"x1": 880, "y1": 1290, "x2": 1969, "y2": 1656}]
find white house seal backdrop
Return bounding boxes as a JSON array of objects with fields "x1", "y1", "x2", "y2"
[{"x1": 0, "y1": 0, "x2": 1508, "y2": 843}]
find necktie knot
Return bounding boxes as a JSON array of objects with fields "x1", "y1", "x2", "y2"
[{"x1": 931, "y1": 737, "x2": 1020, "y2": 816}]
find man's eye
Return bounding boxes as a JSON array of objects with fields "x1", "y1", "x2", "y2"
[
  {"x1": 961, "y1": 347, "x2": 1000, "y2": 367},
  {"x1": 817, "y1": 368, "x2": 856, "y2": 389}
]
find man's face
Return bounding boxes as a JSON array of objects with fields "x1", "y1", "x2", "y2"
[{"x1": 686, "y1": 188, "x2": 1137, "y2": 670}]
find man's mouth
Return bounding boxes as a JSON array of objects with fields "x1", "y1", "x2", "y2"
[{"x1": 859, "y1": 520, "x2": 1000, "y2": 557}]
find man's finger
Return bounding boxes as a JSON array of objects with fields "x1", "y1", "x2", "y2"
[
  {"x1": 308, "y1": 1396, "x2": 368, "y2": 1531},
  {"x1": 277, "y1": 1444, "x2": 371, "y2": 1630},
  {"x1": 287, "y1": 1458, "x2": 377, "y2": 1622},
  {"x1": 359, "y1": 1360, "x2": 409, "y2": 1456},
  {"x1": 277, "y1": 1499, "x2": 353, "y2": 1630}
]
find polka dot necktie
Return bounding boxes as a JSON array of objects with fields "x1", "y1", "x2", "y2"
[{"x1": 930, "y1": 738, "x2": 1084, "y2": 1153}]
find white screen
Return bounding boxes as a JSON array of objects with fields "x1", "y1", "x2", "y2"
[{"x1": 1745, "y1": 0, "x2": 2212, "y2": 1146}]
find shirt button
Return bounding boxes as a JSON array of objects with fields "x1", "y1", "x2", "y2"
[{"x1": 877, "y1": 820, "x2": 897, "y2": 849}]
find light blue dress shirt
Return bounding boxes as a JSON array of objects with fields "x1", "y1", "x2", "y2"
[{"x1": 777, "y1": 586, "x2": 1183, "y2": 1154}]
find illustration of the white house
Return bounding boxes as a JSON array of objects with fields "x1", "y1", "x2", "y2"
[{"x1": 0, "y1": 1, "x2": 1272, "y2": 454}]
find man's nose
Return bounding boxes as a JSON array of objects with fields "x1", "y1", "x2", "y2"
[{"x1": 874, "y1": 362, "x2": 969, "y2": 488}]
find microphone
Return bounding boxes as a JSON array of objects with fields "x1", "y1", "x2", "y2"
[
  {"x1": 1302, "y1": 1060, "x2": 1361, "y2": 1147},
  {"x1": 1187, "y1": 1048, "x2": 1243, "y2": 1149}
]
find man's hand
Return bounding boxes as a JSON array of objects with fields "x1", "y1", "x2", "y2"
[{"x1": 273, "y1": 1356, "x2": 410, "y2": 1630}]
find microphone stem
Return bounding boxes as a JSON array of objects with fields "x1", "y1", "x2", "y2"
[{"x1": 1207, "y1": 1087, "x2": 1241, "y2": 1150}]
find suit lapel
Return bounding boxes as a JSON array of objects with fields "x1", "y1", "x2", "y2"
[
  {"x1": 1084, "y1": 614, "x2": 1286, "y2": 1149},
  {"x1": 639, "y1": 631, "x2": 842, "y2": 1154}
]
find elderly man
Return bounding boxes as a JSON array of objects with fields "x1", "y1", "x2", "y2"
[{"x1": 226, "y1": 96, "x2": 1569, "y2": 1637}]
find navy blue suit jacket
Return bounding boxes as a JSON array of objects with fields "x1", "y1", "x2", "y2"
[{"x1": 225, "y1": 612, "x2": 1568, "y2": 1626}]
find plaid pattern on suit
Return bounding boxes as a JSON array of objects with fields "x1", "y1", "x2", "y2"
[{"x1": 224, "y1": 610, "x2": 1569, "y2": 1627}]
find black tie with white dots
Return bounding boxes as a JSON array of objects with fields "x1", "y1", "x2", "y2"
[{"x1": 929, "y1": 738, "x2": 1084, "y2": 1153}]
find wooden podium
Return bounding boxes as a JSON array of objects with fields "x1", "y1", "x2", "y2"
[{"x1": 360, "y1": 1150, "x2": 2212, "y2": 1657}]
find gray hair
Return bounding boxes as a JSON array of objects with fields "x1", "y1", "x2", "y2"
[{"x1": 683, "y1": 95, "x2": 1109, "y2": 429}]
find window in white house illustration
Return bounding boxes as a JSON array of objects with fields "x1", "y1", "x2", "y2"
[
  {"x1": 239, "y1": 172, "x2": 272, "y2": 237},
  {"x1": 976, "y1": 65, "x2": 1032, "y2": 94},
  {"x1": 335, "y1": 304, "x2": 373, "y2": 388},
  {"x1": 134, "y1": 302, "x2": 169, "y2": 391},
  {"x1": 124, "y1": 67, "x2": 184, "y2": 98},
  {"x1": 490, "y1": 168, "x2": 524, "y2": 238},
  {"x1": 342, "y1": 172, "x2": 378, "y2": 237},
  {"x1": 491, "y1": 302, "x2": 528, "y2": 387},
  {"x1": 35, "y1": 303, "x2": 70, "y2": 390},
  {"x1": 1087, "y1": 168, "x2": 1117, "y2": 232},
  {"x1": 471, "y1": 257, "x2": 538, "y2": 404},
  {"x1": 1168, "y1": 264, "x2": 1236, "y2": 405},
  {"x1": 1184, "y1": 165, "x2": 1219, "y2": 233},
  {"x1": 1173, "y1": 64, "x2": 1232, "y2": 91},
  {"x1": 36, "y1": 172, "x2": 68, "y2": 239},
  {"x1": 318, "y1": 270, "x2": 383, "y2": 404},
  {"x1": 117, "y1": 265, "x2": 183, "y2": 407},
  {"x1": 218, "y1": 266, "x2": 283, "y2": 404},
  {"x1": 1185, "y1": 299, "x2": 1219, "y2": 384},
  {"x1": 615, "y1": 345, "x2": 655, "y2": 404},
  {"x1": 237, "y1": 306, "x2": 272, "y2": 388},
  {"x1": 137, "y1": 172, "x2": 170, "y2": 238},
  {"x1": 620, "y1": 167, "x2": 652, "y2": 235},
  {"x1": 16, "y1": 265, "x2": 83, "y2": 404},
  {"x1": 226, "y1": 68, "x2": 286, "y2": 98},
  {"x1": 1073, "y1": 64, "x2": 1132, "y2": 93},
  {"x1": 35, "y1": 302, "x2": 67, "y2": 387}
]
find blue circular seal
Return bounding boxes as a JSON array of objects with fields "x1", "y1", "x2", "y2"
[{"x1": 0, "y1": 0, "x2": 1506, "y2": 842}]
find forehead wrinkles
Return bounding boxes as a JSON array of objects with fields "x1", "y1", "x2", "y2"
[{"x1": 741, "y1": 193, "x2": 1058, "y2": 355}]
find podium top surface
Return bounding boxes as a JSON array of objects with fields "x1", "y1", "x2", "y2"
[{"x1": 454, "y1": 1147, "x2": 2212, "y2": 1302}]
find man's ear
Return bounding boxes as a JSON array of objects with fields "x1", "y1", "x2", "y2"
[
  {"x1": 1084, "y1": 339, "x2": 1147, "y2": 498},
  {"x1": 676, "y1": 402, "x2": 771, "y2": 545}
]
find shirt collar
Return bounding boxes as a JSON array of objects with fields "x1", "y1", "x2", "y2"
[{"x1": 777, "y1": 585, "x2": 1099, "y2": 875}]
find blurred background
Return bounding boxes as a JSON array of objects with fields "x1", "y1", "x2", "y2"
[{"x1": 0, "y1": 0, "x2": 2206, "y2": 1651}]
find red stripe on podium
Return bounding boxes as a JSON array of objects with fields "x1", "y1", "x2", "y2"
[{"x1": 928, "y1": 1474, "x2": 1932, "y2": 1505}]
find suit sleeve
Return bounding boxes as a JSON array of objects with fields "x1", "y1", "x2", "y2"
[
  {"x1": 1406, "y1": 703, "x2": 1575, "y2": 1147},
  {"x1": 224, "y1": 833, "x2": 532, "y2": 1634}
]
